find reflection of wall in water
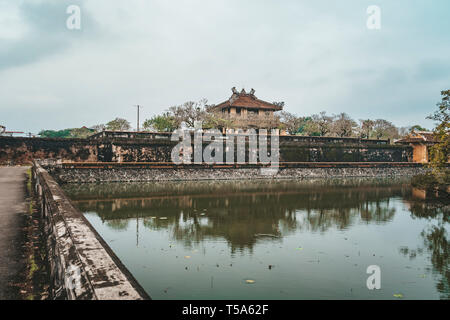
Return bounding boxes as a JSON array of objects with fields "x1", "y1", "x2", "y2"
[{"x1": 72, "y1": 182, "x2": 407, "y2": 252}]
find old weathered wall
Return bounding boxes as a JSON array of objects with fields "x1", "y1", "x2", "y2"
[
  {"x1": 33, "y1": 162, "x2": 149, "y2": 300},
  {"x1": 1, "y1": 136, "x2": 413, "y2": 164},
  {"x1": 46, "y1": 163, "x2": 427, "y2": 183},
  {"x1": 0, "y1": 137, "x2": 98, "y2": 164},
  {"x1": 279, "y1": 144, "x2": 410, "y2": 162},
  {"x1": 0, "y1": 137, "x2": 174, "y2": 164}
]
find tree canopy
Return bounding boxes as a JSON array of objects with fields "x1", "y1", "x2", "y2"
[
  {"x1": 38, "y1": 127, "x2": 95, "y2": 138},
  {"x1": 105, "y1": 118, "x2": 131, "y2": 131},
  {"x1": 427, "y1": 89, "x2": 450, "y2": 180},
  {"x1": 142, "y1": 113, "x2": 177, "y2": 132}
]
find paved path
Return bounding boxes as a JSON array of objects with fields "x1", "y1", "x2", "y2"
[{"x1": 0, "y1": 166, "x2": 28, "y2": 299}]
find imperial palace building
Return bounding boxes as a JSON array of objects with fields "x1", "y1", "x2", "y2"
[{"x1": 209, "y1": 87, "x2": 284, "y2": 134}]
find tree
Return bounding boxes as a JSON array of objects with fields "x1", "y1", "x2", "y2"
[
  {"x1": 38, "y1": 129, "x2": 72, "y2": 138},
  {"x1": 70, "y1": 127, "x2": 95, "y2": 138},
  {"x1": 38, "y1": 127, "x2": 95, "y2": 138},
  {"x1": 296, "y1": 116, "x2": 311, "y2": 135},
  {"x1": 427, "y1": 89, "x2": 450, "y2": 179},
  {"x1": 202, "y1": 112, "x2": 234, "y2": 130},
  {"x1": 142, "y1": 113, "x2": 177, "y2": 132},
  {"x1": 359, "y1": 119, "x2": 375, "y2": 139},
  {"x1": 411, "y1": 90, "x2": 449, "y2": 191},
  {"x1": 410, "y1": 124, "x2": 429, "y2": 132},
  {"x1": 168, "y1": 99, "x2": 209, "y2": 128},
  {"x1": 398, "y1": 126, "x2": 410, "y2": 138},
  {"x1": 279, "y1": 111, "x2": 305, "y2": 135},
  {"x1": 90, "y1": 124, "x2": 105, "y2": 132},
  {"x1": 300, "y1": 117, "x2": 318, "y2": 136},
  {"x1": 308, "y1": 111, "x2": 333, "y2": 136},
  {"x1": 106, "y1": 118, "x2": 131, "y2": 131},
  {"x1": 331, "y1": 113, "x2": 357, "y2": 137},
  {"x1": 372, "y1": 119, "x2": 399, "y2": 140}
]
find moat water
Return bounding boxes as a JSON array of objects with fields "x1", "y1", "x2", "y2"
[{"x1": 63, "y1": 178, "x2": 449, "y2": 300}]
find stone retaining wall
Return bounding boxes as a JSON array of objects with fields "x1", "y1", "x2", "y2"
[
  {"x1": 32, "y1": 162, "x2": 149, "y2": 300},
  {"x1": 48, "y1": 164, "x2": 428, "y2": 183}
]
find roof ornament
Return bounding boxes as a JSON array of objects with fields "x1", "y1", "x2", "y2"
[
  {"x1": 240, "y1": 88, "x2": 246, "y2": 94},
  {"x1": 249, "y1": 88, "x2": 255, "y2": 95},
  {"x1": 273, "y1": 101, "x2": 285, "y2": 107},
  {"x1": 230, "y1": 86, "x2": 239, "y2": 103}
]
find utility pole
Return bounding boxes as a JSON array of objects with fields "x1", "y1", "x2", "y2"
[{"x1": 133, "y1": 105, "x2": 143, "y2": 132}]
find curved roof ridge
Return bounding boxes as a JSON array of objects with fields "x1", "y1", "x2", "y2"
[{"x1": 210, "y1": 88, "x2": 283, "y2": 111}]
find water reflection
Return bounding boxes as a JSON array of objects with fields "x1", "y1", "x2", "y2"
[
  {"x1": 398, "y1": 189, "x2": 449, "y2": 299},
  {"x1": 63, "y1": 178, "x2": 449, "y2": 299},
  {"x1": 66, "y1": 179, "x2": 402, "y2": 252}
]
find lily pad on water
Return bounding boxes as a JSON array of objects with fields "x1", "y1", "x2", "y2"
[
  {"x1": 184, "y1": 256, "x2": 191, "y2": 259},
  {"x1": 245, "y1": 279, "x2": 256, "y2": 284},
  {"x1": 393, "y1": 293, "x2": 404, "y2": 298},
  {"x1": 255, "y1": 233, "x2": 279, "y2": 238}
]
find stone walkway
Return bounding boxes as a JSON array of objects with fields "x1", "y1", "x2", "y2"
[{"x1": 0, "y1": 166, "x2": 28, "y2": 299}]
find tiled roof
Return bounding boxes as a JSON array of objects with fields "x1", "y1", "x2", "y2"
[
  {"x1": 396, "y1": 137, "x2": 428, "y2": 143},
  {"x1": 396, "y1": 131, "x2": 437, "y2": 144},
  {"x1": 210, "y1": 88, "x2": 283, "y2": 111},
  {"x1": 414, "y1": 131, "x2": 435, "y2": 141}
]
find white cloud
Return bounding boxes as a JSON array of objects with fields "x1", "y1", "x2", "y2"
[{"x1": 0, "y1": 1, "x2": 29, "y2": 39}]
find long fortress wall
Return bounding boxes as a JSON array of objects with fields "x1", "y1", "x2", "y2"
[{"x1": 1, "y1": 134, "x2": 412, "y2": 165}]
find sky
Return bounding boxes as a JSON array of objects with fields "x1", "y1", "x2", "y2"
[{"x1": 0, "y1": 0, "x2": 449, "y2": 134}]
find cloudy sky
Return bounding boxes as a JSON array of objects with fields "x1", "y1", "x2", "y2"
[{"x1": 1, "y1": 0, "x2": 449, "y2": 134}]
